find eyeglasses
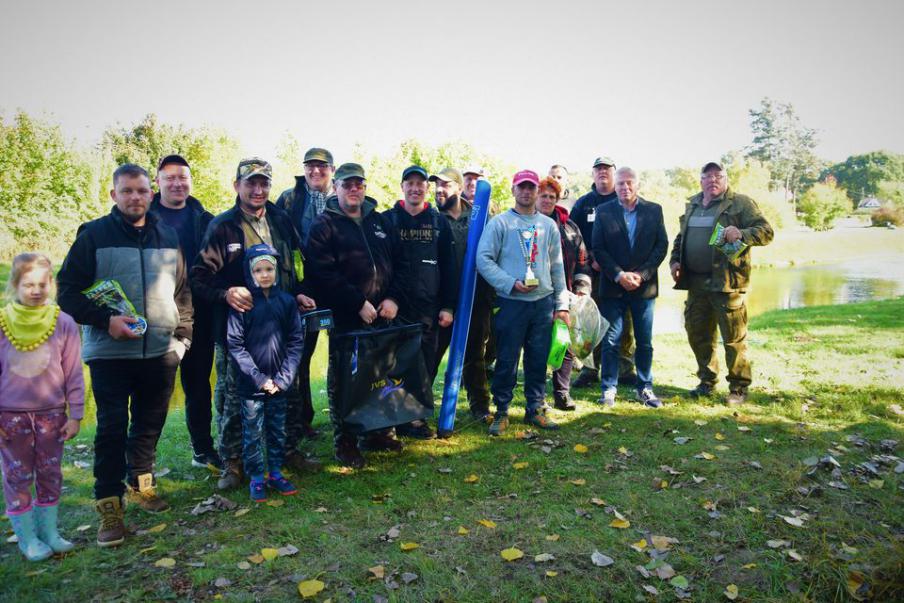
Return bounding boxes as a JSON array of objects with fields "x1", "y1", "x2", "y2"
[
  {"x1": 702, "y1": 173, "x2": 726, "y2": 181},
  {"x1": 339, "y1": 180, "x2": 365, "y2": 190},
  {"x1": 305, "y1": 162, "x2": 331, "y2": 171}
]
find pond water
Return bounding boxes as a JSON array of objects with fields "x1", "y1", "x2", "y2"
[{"x1": 654, "y1": 254, "x2": 904, "y2": 334}]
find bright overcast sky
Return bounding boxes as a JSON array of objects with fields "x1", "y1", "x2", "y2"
[{"x1": 2, "y1": 0, "x2": 902, "y2": 173}]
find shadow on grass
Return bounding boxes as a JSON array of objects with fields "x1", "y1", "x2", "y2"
[{"x1": 4, "y1": 380, "x2": 900, "y2": 603}]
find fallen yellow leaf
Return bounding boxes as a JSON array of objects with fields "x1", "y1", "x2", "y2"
[
  {"x1": 247, "y1": 553, "x2": 265, "y2": 564},
  {"x1": 463, "y1": 474, "x2": 480, "y2": 483},
  {"x1": 650, "y1": 535, "x2": 677, "y2": 551},
  {"x1": 741, "y1": 563, "x2": 757, "y2": 569},
  {"x1": 260, "y1": 548, "x2": 279, "y2": 561},
  {"x1": 630, "y1": 539, "x2": 648, "y2": 552},
  {"x1": 545, "y1": 570, "x2": 558, "y2": 577},
  {"x1": 747, "y1": 506, "x2": 760, "y2": 514},
  {"x1": 234, "y1": 508, "x2": 250, "y2": 517},
  {"x1": 500, "y1": 547, "x2": 524, "y2": 561},
  {"x1": 724, "y1": 584, "x2": 739, "y2": 600},
  {"x1": 590, "y1": 497, "x2": 606, "y2": 506},
  {"x1": 569, "y1": 478, "x2": 586, "y2": 486},
  {"x1": 545, "y1": 534, "x2": 560, "y2": 541},
  {"x1": 368, "y1": 565, "x2": 385, "y2": 579},
  {"x1": 154, "y1": 557, "x2": 176, "y2": 569},
  {"x1": 477, "y1": 519, "x2": 497, "y2": 529},
  {"x1": 609, "y1": 518, "x2": 631, "y2": 529},
  {"x1": 297, "y1": 579, "x2": 325, "y2": 599},
  {"x1": 513, "y1": 461, "x2": 529, "y2": 470},
  {"x1": 266, "y1": 499, "x2": 284, "y2": 507},
  {"x1": 400, "y1": 542, "x2": 419, "y2": 551},
  {"x1": 457, "y1": 526, "x2": 469, "y2": 535},
  {"x1": 573, "y1": 444, "x2": 589, "y2": 454},
  {"x1": 715, "y1": 432, "x2": 726, "y2": 441},
  {"x1": 146, "y1": 523, "x2": 167, "y2": 533},
  {"x1": 697, "y1": 452, "x2": 716, "y2": 460},
  {"x1": 138, "y1": 545, "x2": 157, "y2": 555},
  {"x1": 617, "y1": 446, "x2": 629, "y2": 455}
]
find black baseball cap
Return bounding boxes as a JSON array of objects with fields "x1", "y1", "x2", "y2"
[{"x1": 157, "y1": 154, "x2": 190, "y2": 171}]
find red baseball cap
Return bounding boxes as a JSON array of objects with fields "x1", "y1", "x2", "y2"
[{"x1": 512, "y1": 170, "x2": 540, "y2": 187}]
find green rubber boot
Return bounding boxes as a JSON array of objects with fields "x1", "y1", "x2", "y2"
[
  {"x1": 9, "y1": 509, "x2": 53, "y2": 561},
  {"x1": 34, "y1": 503, "x2": 74, "y2": 553}
]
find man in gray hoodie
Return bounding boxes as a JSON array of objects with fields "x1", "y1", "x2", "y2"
[{"x1": 476, "y1": 170, "x2": 570, "y2": 436}]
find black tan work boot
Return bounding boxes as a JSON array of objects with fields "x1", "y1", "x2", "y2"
[
  {"x1": 217, "y1": 459, "x2": 244, "y2": 490},
  {"x1": 95, "y1": 496, "x2": 125, "y2": 548},
  {"x1": 126, "y1": 473, "x2": 170, "y2": 513}
]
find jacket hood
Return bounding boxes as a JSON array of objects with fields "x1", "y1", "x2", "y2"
[
  {"x1": 325, "y1": 195, "x2": 379, "y2": 218},
  {"x1": 244, "y1": 243, "x2": 281, "y2": 291},
  {"x1": 551, "y1": 205, "x2": 570, "y2": 224}
]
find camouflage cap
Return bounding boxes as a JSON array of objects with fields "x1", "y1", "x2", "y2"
[
  {"x1": 334, "y1": 162, "x2": 366, "y2": 181},
  {"x1": 592, "y1": 156, "x2": 616, "y2": 168},
  {"x1": 429, "y1": 167, "x2": 464, "y2": 187},
  {"x1": 236, "y1": 157, "x2": 272, "y2": 181},
  {"x1": 304, "y1": 147, "x2": 334, "y2": 165}
]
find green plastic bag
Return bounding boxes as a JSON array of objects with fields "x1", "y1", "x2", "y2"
[{"x1": 547, "y1": 318, "x2": 570, "y2": 369}]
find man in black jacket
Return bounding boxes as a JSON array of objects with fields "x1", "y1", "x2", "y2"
[
  {"x1": 570, "y1": 156, "x2": 637, "y2": 387},
  {"x1": 431, "y1": 167, "x2": 496, "y2": 422},
  {"x1": 386, "y1": 165, "x2": 457, "y2": 439},
  {"x1": 58, "y1": 163, "x2": 193, "y2": 546},
  {"x1": 274, "y1": 147, "x2": 335, "y2": 442},
  {"x1": 591, "y1": 167, "x2": 668, "y2": 408},
  {"x1": 191, "y1": 158, "x2": 317, "y2": 490},
  {"x1": 304, "y1": 163, "x2": 407, "y2": 468},
  {"x1": 150, "y1": 154, "x2": 218, "y2": 470}
]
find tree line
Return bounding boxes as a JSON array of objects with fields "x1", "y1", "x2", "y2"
[{"x1": 2, "y1": 99, "x2": 902, "y2": 260}]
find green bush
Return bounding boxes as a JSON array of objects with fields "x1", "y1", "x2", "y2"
[
  {"x1": 870, "y1": 206, "x2": 904, "y2": 227},
  {"x1": 797, "y1": 182, "x2": 849, "y2": 231}
]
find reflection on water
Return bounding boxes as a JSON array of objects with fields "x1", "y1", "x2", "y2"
[{"x1": 655, "y1": 255, "x2": 904, "y2": 334}]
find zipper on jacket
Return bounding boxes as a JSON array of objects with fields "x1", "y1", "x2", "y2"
[
  {"x1": 139, "y1": 228, "x2": 148, "y2": 358},
  {"x1": 352, "y1": 216, "x2": 378, "y2": 292}
]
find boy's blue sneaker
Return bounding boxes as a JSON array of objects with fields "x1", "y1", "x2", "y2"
[
  {"x1": 267, "y1": 475, "x2": 298, "y2": 496},
  {"x1": 250, "y1": 480, "x2": 267, "y2": 503}
]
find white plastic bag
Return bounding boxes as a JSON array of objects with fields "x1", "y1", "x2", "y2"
[{"x1": 567, "y1": 292, "x2": 608, "y2": 368}]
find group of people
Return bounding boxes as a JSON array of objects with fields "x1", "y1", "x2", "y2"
[{"x1": 0, "y1": 148, "x2": 773, "y2": 559}]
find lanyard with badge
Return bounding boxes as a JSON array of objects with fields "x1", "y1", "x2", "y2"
[{"x1": 519, "y1": 225, "x2": 539, "y2": 287}]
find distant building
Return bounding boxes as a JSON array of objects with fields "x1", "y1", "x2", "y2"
[{"x1": 858, "y1": 197, "x2": 882, "y2": 209}]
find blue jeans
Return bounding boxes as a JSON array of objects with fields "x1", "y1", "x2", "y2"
[
  {"x1": 491, "y1": 294, "x2": 555, "y2": 417},
  {"x1": 600, "y1": 296, "x2": 655, "y2": 392},
  {"x1": 241, "y1": 395, "x2": 288, "y2": 479}
]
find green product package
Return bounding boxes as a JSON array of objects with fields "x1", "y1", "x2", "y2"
[
  {"x1": 709, "y1": 223, "x2": 748, "y2": 261},
  {"x1": 81, "y1": 280, "x2": 147, "y2": 335},
  {"x1": 547, "y1": 318, "x2": 570, "y2": 369}
]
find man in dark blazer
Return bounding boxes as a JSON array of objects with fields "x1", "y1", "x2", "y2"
[{"x1": 591, "y1": 167, "x2": 668, "y2": 408}]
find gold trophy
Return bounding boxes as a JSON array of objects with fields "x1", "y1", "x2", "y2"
[{"x1": 521, "y1": 228, "x2": 539, "y2": 286}]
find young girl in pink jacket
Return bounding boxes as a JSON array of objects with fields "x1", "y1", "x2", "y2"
[{"x1": 0, "y1": 253, "x2": 84, "y2": 561}]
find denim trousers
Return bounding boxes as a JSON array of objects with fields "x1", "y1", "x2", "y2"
[
  {"x1": 241, "y1": 395, "x2": 288, "y2": 479},
  {"x1": 599, "y1": 296, "x2": 655, "y2": 392},
  {"x1": 491, "y1": 294, "x2": 555, "y2": 417}
]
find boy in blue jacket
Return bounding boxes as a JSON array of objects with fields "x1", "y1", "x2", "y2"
[{"x1": 226, "y1": 244, "x2": 304, "y2": 502}]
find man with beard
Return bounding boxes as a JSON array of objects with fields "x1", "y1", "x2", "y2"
[
  {"x1": 431, "y1": 167, "x2": 496, "y2": 421},
  {"x1": 191, "y1": 158, "x2": 317, "y2": 490},
  {"x1": 58, "y1": 164, "x2": 193, "y2": 544}
]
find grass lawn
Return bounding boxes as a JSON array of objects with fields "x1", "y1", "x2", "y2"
[{"x1": 1, "y1": 298, "x2": 903, "y2": 602}]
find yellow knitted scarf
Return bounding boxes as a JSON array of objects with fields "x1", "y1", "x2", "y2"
[{"x1": 0, "y1": 302, "x2": 61, "y2": 352}]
